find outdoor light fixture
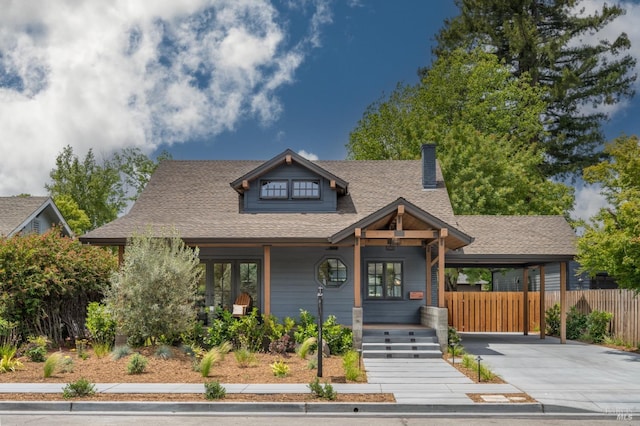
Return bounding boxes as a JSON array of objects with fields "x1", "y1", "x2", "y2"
[{"x1": 476, "y1": 355, "x2": 483, "y2": 382}]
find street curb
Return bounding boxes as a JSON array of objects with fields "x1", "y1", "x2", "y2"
[{"x1": 0, "y1": 400, "x2": 550, "y2": 414}]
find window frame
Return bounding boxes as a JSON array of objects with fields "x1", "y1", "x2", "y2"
[
  {"x1": 316, "y1": 256, "x2": 348, "y2": 288},
  {"x1": 292, "y1": 179, "x2": 321, "y2": 199},
  {"x1": 259, "y1": 179, "x2": 289, "y2": 199},
  {"x1": 366, "y1": 261, "x2": 404, "y2": 300}
]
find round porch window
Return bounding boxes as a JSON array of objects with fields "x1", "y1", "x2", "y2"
[{"x1": 316, "y1": 257, "x2": 348, "y2": 288}]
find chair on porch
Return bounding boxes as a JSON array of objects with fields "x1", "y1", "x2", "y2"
[{"x1": 232, "y1": 292, "x2": 252, "y2": 318}]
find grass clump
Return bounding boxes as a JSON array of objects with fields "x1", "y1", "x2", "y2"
[
  {"x1": 154, "y1": 345, "x2": 173, "y2": 360},
  {"x1": 461, "y1": 354, "x2": 496, "y2": 382},
  {"x1": 204, "y1": 381, "x2": 226, "y2": 400},
  {"x1": 308, "y1": 377, "x2": 337, "y2": 400},
  {"x1": 234, "y1": 348, "x2": 258, "y2": 368},
  {"x1": 342, "y1": 350, "x2": 364, "y2": 381},
  {"x1": 91, "y1": 342, "x2": 112, "y2": 358},
  {"x1": 62, "y1": 378, "x2": 96, "y2": 399},
  {"x1": 199, "y1": 342, "x2": 231, "y2": 377},
  {"x1": 111, "y1": 345, "x2": 131, "y2": 360},
  {"x1": 296, "y1": 337, "x2": 316, "y2": 359},
  {"x1": 43, "y1": 353, "x2": 61, "y2": 378},
  {"x1": 126, "y1": 353, "x2": 148, "y2": 375}
]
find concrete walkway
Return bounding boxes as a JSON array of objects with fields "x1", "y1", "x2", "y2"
[{"x1": 459, "y1": 333, "x2": 640, "y2": 415}]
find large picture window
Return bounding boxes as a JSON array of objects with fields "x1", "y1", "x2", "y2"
[{"x1": 367, "y1": 261, "x2": 403, "y2": 299}]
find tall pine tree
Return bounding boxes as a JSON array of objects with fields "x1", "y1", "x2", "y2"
[{"x1": 433, "y1": 0, "x2": 636, "y2": 178}]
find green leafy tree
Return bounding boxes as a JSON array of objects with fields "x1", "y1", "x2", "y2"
[
  {"x1": 106, "y1": 227, "x2": 203, "y2": 345},
  {"x1": 434, "y1": 0, "x2": 637, "y2": 177},
  {"x1": 348, "y1": 48, "x2": 573, "y2": 216},
  {"x1": 46, "y1": 146, "x2": 171, "y2": 232},
  {"x1": 111, "y1": 148, "x2": 172, "y2": 203},
  {"x1": 52, "y1": 194, "x2": 92, "y2": 235},
  {"x1": 0, "y1": 229, "x2": 116, "y2": 343},
  {"x1": 577, "y1": 135, "x2": 640, "y2": 291},
  {"x1": 46, "y1": 146, "x2": 124, "y2": 230}
]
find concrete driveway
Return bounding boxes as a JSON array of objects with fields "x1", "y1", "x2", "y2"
[{"x1": 459, "y1": 332, "x2": 640, "y2": 415}]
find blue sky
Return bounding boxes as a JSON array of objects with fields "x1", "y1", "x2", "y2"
[{"x1": 0, "y1": 0, "x2": 639, "y2": 220}]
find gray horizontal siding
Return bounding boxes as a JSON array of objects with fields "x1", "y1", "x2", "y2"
[
  {"x1": 492, "y1": 261, "x2": 586, "y2": 292},
  {"x1": 269, "y1": 247, "x2": 354, "y2": 325},
  {"x1": 243, "y1": 163, "x2": 337, "y2": 213}
]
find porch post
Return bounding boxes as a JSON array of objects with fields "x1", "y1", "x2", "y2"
[
  {"x1": 264, "y1": 245, "x2": 271, "y2": 316},
  {"x1": 560, "y1": 261, "x2": 567, "y2": 344},
  {"x1": 523, "y1": 267, "x2": 529, "y2": 336},
  {"x1": 354, "y1": 229, "x2": 362, "y2": 308},
  {"x1": 539, "y1": 265, "x2": 546, "y2": 339},
  {"x1": 438, "y1": 229, "x2": 447, "y2": 308},
  {"x1": 352, "y1": 229, "x2": 363, "y2": 349},
  {"x1": 426, "y1": 244, "x2": 432, "y2": 306}
]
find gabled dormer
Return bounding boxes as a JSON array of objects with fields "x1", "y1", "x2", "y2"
[{"x1": 230, "y1": 149, "x2": 349, "y2": 213}]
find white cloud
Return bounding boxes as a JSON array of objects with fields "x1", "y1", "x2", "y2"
[
  {"x1": 0, "y1": 0, "x2": 332, "y2": 196},
  {"x1": 297, "y1": 149, "x2": 318, "y2": 161},
  {"x1": 571, "y1": 184, "x2": 609, "y2": 223}
]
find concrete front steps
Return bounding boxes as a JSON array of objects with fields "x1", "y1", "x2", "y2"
[{"x1": 362, "y1": 327, "x2": 442, "y2": 359}]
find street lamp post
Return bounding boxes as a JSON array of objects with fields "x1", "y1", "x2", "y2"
[{"x1": 317, "y1": 286, "x2": 323, "y2": 378}]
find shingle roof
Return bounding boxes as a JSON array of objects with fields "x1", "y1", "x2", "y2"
[
  {"x1": 0, "y1": 196, "x2": 49, "y2": 236},
  {"x1": 81, "y1": 158, "x2": 459, "y2": 244},
  {"x1": 447, "y1": 215, "x2": 577, "y2": 265}
]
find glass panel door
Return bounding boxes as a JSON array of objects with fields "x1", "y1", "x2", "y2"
[
  {"x1": 239, "y1": 262, "x2": 259, "y2": 309},
  {"x1": 213, "y1": 262, "x2": 232, "y2": 310}
]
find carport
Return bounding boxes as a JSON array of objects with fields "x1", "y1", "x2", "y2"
[{"x1": 432, "y1": 215, "x2": 578, "y2": 343}]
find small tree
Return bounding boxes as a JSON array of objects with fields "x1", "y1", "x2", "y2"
[{"x1": 106, "y1": 227, "x2": 202, "y2": 345}]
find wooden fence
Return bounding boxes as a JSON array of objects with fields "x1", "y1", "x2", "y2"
[{"x1": 445, "y1": 289, "x2": 639, "y2": 347}]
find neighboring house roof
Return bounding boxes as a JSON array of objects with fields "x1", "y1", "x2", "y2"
[
  {"x1": 447, "y1": 215, "x2": 577, "y2": 266},
  {"x1": 81, "y1": 157, "x2": 461, "y2": 245},
  {"x1": 0, "y1": 196, "x2": 72, "y2": 237}
]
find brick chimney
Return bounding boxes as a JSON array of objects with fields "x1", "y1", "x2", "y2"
[{"x1": 421, "y1": 143, "x2": 437, "y2": 189}]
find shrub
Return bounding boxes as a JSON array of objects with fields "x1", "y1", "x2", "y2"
[
  {"x1": 448, "y1": 326, "x2": 461, "y2": 347},
  {"x1": 308, "y1": 377, "x2": 337, "y2": 400},
  {"x1": 203, "y1": 309, "x2": 234, "y2": 348},
  {"x1": 342, "y1": 350, "x2": 363, "y2": 381},
  {"x1": 0, "y1": 230, "x2": 115, "y2": 344},
  {"x1": 322, "y1": 315, "x2": 352, "y2": 355},
  {"x1": 111, "y1": 345, "x2": 131, "y2": 360},
  {"x1": 545, "y1": 303, "x2": 561, "y2": 336},
  {"x1": 23, "y1": 336, "x2": 48, "y2": 362},
  {"x1": 62, "y1": 378, "x2": 96, "y2": 399},
  {"x1": 270, "y1": 359, "x2": 290, "y2": 377},
  {"x1": 234, "y1": 348, "x2": 258, "y2": 368},
  {"x1": 105, "y1": 227, "x2": 202, "y2": 346},
  {"x1": 0, "y1": 344, "x2": 23, "y2": 373},
  {"x1": 126, "y1": 353, "x2": 148, "y2": 375},
  {"x1": 269, "y1": 334, "x2": 295, "y2": 356},
  {"x1": 566, "y1": 306, "x2": 587, "y2": 340},
  {"x1": 586, "y1": 310, "x2": 613, "y2": 343},
  {"x1": 229, "y1": 308, "x2": 265, "y2": 352},
  {"x1": 307, "y1": 359, "x2": 317, "y2": 370},
  {"x1": 85, "y1": 302, "x2": 116, "y2": 349},
  {"x1": 75, "y1": 338, "x2": 90, "y2": 360},
  {"x1": 204, "y1": 381, "x2": 226, "y2": 400},
  {"x1": 293, "y1": 310, "x2": 317, "y2": 344},
  {"x1": 43, "y1": 353, "x2": 61, "y2": 378}
]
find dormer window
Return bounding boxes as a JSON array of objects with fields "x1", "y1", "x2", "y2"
[
  {"x1": 260, "y1": 180, "x2": 288, "y2": 199},
  {"x1": 292, "y1": 180, "x2": 320, "y2": 199}
]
